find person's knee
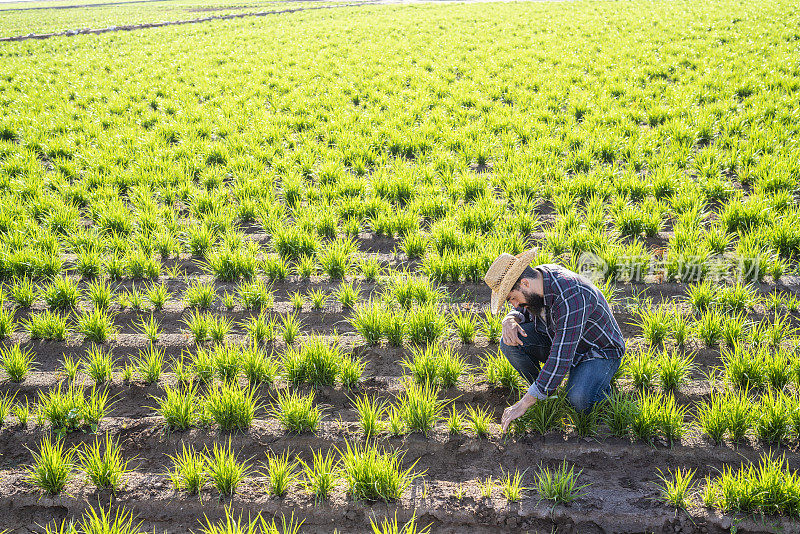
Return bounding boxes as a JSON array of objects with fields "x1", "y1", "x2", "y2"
[
  {"x1": 499, "y1": 340, "x2": 517, "y2": 359},
  {"x1": 566, "y1": 387, "x2": 594, "y2": 413}
]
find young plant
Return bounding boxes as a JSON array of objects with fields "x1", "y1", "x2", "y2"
[
  {"x1": 132, "y1": 345, "x2": 164, "y2": 384},
  {"x1": 167, "y1": 443, "x2": 206, "y2": 494},
  {"x1": 482, "y1": 350, "x2": 522, "y2": 391},
  {"x1": 269, "y1": 389, "x2": 322, "y2": 433},
  {"x1": 154, "y1": 383, "x2": 199, "y2": 430},
  {"x1": 499, "y1": 468, "x2": 529, "y2": 503},
  {"x1": 722, "y1": 343, "x2": 765, "y2": 390},
  {"x1": 533, "y1": 460, "x2": 590, "y2": 505},
  {"x1": 146, "y1": 282, "x2": 170, "y2": 311},
  {"x1": 352, "y1": 394, "x2": 387, "y2": 438},
  {"x1": 134, "y1": 314, "x2": 161, "y2": 344},
  {"x1": 684, "y1": 280, "x2": 716, "y2": 313},
  {"x1": 396, "y1": 381, "x2": 447, "y2": 435},
  {"x1": 85, "y1": 278, "x2": 113, "y2": 310},
  {"x1": 0, "y1": 392, "x2": 16, "y2": 426},
  {"x1": 633, "y1": 304, "x2": 672, "y2": 346},
  {"x1": 383, "y1": 310, "x2": 406, "y2": 347},
  {"x1": 359, "y1": 257, "x2": 383, "y2": 282},
  {"x1": 0, "y1": 297, "x2": 14, "y2": 339},
  {"x1": 624, "y1": 349, "x2": 658, "y2": 390},
  {"x1": 406, "y1": 304, "x2": 447, "y2": 345},
  {"x1": 336, "y1": 280, "x2": 360, "y2": 309},
  {"x1": 657, "y1": 350, "x2": 695, "y2": 391},
  {"x1": 183, "y1": 280, "x2": 216, "y2": 309},
  {"x1": 601, "y1": 390, "x2": 638, "y2": 437},
  {"x1": 754, "y1": 389, "x2": 792, "y2": 444},
  {"x1": 205, "y1": 440, "x2": 250, "y2": 496},
  {"x1": 446, "y1": 405, "x2": 464, "y2": 434},
  {"x1": 42, "y1": 276, "x2": 80, "y2": 310},
  {"x1": 280, "y1": 314, "x2": 303, "y2": 345},
  {"x1": 694, "y1": 390, "x2": 727, "y2": 445},
  {"x1": 300, "y1": 449, "x2": 339, "y2": 503},
  {"x1": 339, "y1": 354, "x2": 365, "y2": 389},
  {"x1": 241, "y1": 311, "x2": 277, "y2": 344},
  {"x1": 9, "y1": 277, "x2": 36, "y2": 308},
  {"x1": 466, "y1": 404, "x2": 494, "y2": 438},
  {"x1": 183, "y1": 309, "x2": 212, "y2": 343},
  {"x1": 82, "y1": 346, "x2": 116, "y2": 385},
  {"x1": 307, "y1": 289, "x2": 326, "y2": 310},
  {"x1": 208, "y1": 314, "x2": 232, "y2": 343},
  {"x1": 282, "y1": 336, "x2": 342, "y2": 387},
  {"x1": 0, "y1": 343, "x2": 36, "y2": 383},
  {"x1": 451, "y1": 309, "x2": 476, "y2": 344},
  {"x1": 694, "y1": 308, "x2": 724, "y2": 347},
  {"x1": 654, "y1": 467, "x2": 696, "y2": 510},
  {"x1": 318, "y1": 237, "x2": 356, "y2": 279},
  {"x1": 351, "y1": 301, "x2": 384, "y2": 344},
  {"x1": 25, "y1": 310, "x2": 69, "y2": 340},
  {"x1": 293, "y1": 255, "x2": 317, "y2": 278},
  {"x1": 26, "y1": 436, "x2": 76, "y2": 495},
  {"x1": 480, "y1": 310, "x2": 502, "y2": 344},
  {"x1": 262, "y1": 450, "x2": 300, "y2": 497},
  {"x1": 337, "y1": 441, "x2": 421, "y2": 502},
  {"x1": 478, "y1": 475, "x2": 495, "y2": 499},
  {"x1": 721, "y1": 312, "x2": 748, "y2": 349},
  {"x1": 241, "y1": 345, "x2": 278, "y2": 386},
  {"x1": 568, "y1": 405, "x2": 600, "y2": 437},
  {"x1": 77, "y1": 308, "x2": 118, "y2": 343},
  {"x1": 78, "y1": 433, "x2": 130, "y2": 491},
  {"x1": 204, "y1": 382, "x2": 260, "y2": 432},
  {"x1": 61, "y1": 354, "x2": 79, "y2": 381},
  {"x1": 289, "y1": 291, "x2": 304, "y2": 311}
]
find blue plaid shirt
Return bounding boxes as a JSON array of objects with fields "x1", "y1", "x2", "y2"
[{"x1": 507, "y1": 264, "x2": 626, "y2": 399}]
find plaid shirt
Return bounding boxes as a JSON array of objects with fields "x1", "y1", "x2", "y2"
[{"x1": 506, "y1": 263, "x2": 626, "y2": 400}]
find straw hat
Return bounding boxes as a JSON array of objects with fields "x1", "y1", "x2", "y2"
[{"x1": 483, "y1": 248, "x2": 538, "y2": 315}]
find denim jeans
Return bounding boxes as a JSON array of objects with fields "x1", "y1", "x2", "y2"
[{"x1": 500, "y1": 321, "x2": 621, "y2": 413}]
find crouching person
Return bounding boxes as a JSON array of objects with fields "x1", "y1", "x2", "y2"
[{"x1": 482, "y1": 249, "x2": 626, "y2": 432}]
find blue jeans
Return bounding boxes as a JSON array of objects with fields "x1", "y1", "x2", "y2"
[{"x1": 500, "y1": 321, "x2": 621, "y2": 413}]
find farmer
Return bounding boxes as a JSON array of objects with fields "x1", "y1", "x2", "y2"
[{"x1": 482, "y1": 248, "x2": 626, "y2": 433}]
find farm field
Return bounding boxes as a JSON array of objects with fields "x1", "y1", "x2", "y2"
[
  {"x1": 0, "y1": 0, "x2": 342, "y2": 38},
  {"x1": 1, "y1": 0, "x2": 800, "y2": 532}
]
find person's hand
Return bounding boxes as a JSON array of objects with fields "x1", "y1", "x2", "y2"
[
  {"x1": 501, "y1": 393, "x2": 537, "y2": 434},
  {"x1": 501, "y1": 316, "x2": 527, "y2": 346}
]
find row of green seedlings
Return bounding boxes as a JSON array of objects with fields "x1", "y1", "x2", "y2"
[
  {"x1": 656, "y1": 453, "x2": 800, "y2": 518},
  {"x1": 0, "y1": 344, "x2": 175, "y2": 390},
  {"x1": 154, "y1": 347, "x2": 364, "y2": 432},
  {"x1": 623, "y1": 342, "x2": 800, "y2": 394},
  {"x1": 169, "y1": 440, "x2": 423, "y2": 502},
  {"x1": 487, "y1": 342, "x2": 800, "y2": 444},
  {"x1": 0, "y1": 340, "x2": 363, "y2": 431},
  {"x1": 633, "y1": 301, "x2": 797, "y2": 349},
  {"x1": 682, "y1": 280, "x2": 800, "y2": 315},
  {"x1": 41, "y1": 505, "x2": 304, "y2": 534},
  {"x1": 351, "y1": 303, "x2": 502, "y2": 346},
  {"x1": 0, "y1": 381, "x2": 111, "y2": 436},
  {"x1": 464, "y1": 459, "x2": 589, "y2": 506},
  {"x1": 0, "y1": 226, "x2": 370, "y2": 283},
  {"x1": 0, "y1": 271, "x2": 361, "y2": 314},
  {"x1": 37, "y1": 504, "x2": 431, "y2": 534},
  {"x1": 1, "y1": 256, "x2": 455, "y2": 319},
  {"x1": 0, "y1": 305, "x2": 118, "y2": 343},
  {"x1": 497, "y1": 379, "x2": 800, "y2": 447}
]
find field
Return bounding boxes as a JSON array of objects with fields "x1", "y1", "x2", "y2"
[{"x1": 1, "y1": 0, "x2": 800, "y2": 532}]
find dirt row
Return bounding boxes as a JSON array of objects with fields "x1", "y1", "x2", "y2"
[
  {"x1": 0, "y1": 1, "x2": 371, "y2": 42},
  {"x1": 0, "y1": 417, "x2": 794, "y2": 533}
]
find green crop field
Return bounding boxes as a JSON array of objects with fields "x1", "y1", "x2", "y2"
[{"x1": 1, "y1": 0, "x2": 800, "y2": 532}]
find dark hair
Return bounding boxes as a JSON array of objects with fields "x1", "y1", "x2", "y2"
[{"x1": 511, "y1": 265, "x2": 538, "y2": 291}]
